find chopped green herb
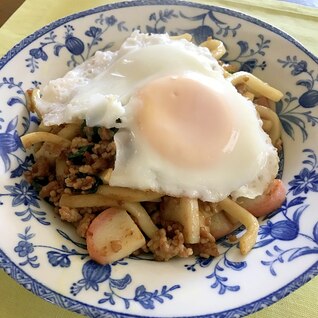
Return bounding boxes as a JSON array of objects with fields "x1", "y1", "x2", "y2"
[
  {"x1": 31, "y1": 177, "x2": 49, "y2": 193},
  {"x1": 68, "y1": 144, "x2": 94, "y2": 165}
]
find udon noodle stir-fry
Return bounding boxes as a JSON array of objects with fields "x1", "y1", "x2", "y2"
[{"x1": 21, "y1": 31, "x2": 286, "y2": 265}]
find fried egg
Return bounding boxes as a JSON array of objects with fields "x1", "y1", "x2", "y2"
[{"x1": 36, "y1": 31, "x2": 279, "y2": 202}]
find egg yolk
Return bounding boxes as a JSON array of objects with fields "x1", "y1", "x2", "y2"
[{"x1": 135, "y1": 75, "x2": 239, "y2": 168}]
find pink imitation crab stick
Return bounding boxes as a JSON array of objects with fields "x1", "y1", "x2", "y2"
[
  {"x1": 86, "y1": 208, "x2": 146, "y2": 265},
  {"x1": 236, "y1": 179, "x2": 286, "y2": 218},
  {"x1": 208, "y1": 179, "x2": 286, "y2": 240}
]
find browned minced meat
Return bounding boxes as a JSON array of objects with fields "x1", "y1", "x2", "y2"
[
  {"x1": 39, "y1": 180, "x2": 65, "y2": 205},
  {"x1": 147, "y1": 216, "x2": 219, "y2": 261},
  {"x1": 59, "y1": 206, "x2": 82, "y2": 223},
  {"x1": 24, "y1": 157, "x2": 52, "y2": 183},
  {"x1": 147, "y1": 227, "x2": 193, "y2": 261},
  {"x1": 65, "y1": 174, "x2": 97, "y2": 191},
  {"x1": 26, "y1": 121, "x2": 221, "y2": 261},
  {"x1": 83, "y1": 126, "x2": 113, "y2": 142},
  {"x1": 77, "y1": 164, "x2": 94, "y2": 174},
  {"x1": 70, "y1": 136, "x2": 90, "y2": 148},
  {"x1": 63, "y1": 138, "x2": 115, "y2": 194},
  {"x1": 198, "y1": 200, "x2": 221, "y2": 215},
  {"x1": 25, "y1": 122, "x2": 116, "y2": 236},
  {"x1": 76, "y1": 213, "x2": 96, "y2": 238},
  {"x1": 99, "y1": 127, "x2": 114, "y2": 141},
  {"x1": 192, "y1": 227, "x2": 219, "y2": 258}
]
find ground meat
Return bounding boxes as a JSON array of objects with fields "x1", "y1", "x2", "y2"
[
  {"x1": 83, "y1": 126, "x2": 113, "y2": 142},
  {"x1": 25, "y1": 123, "x2": 117, "y2": 241},
  {"x1": 78, "y1": 165, "x2": 94, "y2": 174},
  {"x1": 162, "y1": 221, "x2": 184, "y2": 234},
  {"x1": 70, "y1": 137, "x2": 90, "y2": 149},
  {"x1": 198, "y1": 200, "x2": 220, "y2": 215},
  {"x1": 39, "y1": 180, "x2": 59, "y2": 198},
  {"x1": 39, "y1": 180, "x2": 65, "y2": 206},
  {"x1": 66, "y1": 140, "x2": 114, "y2": 177},
  {"x1": 98, "y1": 127, "x2": 114, "y2": 141},
  {"x1": 25, "y1": 121, "x2": 223, "y2": 263},
  {"x1": 192, "y1": 227, "x2": 219, "y2": 258},
  {"x1": 76, "y1": 213, "x2": 96, "y2": 238},
  {"x1": 81, "y1": 126, "x2": 95, "y2": 141},
  {"x1": 97, "y1": 141, "x2": 116, "y2": 163},
  {"x1": 147, "y1": 228, "x2": 193, "y2": 261},
  {"x1": 59, "y1": 206, "x2": 82, "y2": 223},
  {"x1": 91, "y1": 144, "x2": 103, "y2": 157},
  {"x1": 65, "y1": 174, "x2": 96, "y2": 191},
  {"x1": 91, "y1": 157, "x2": 109, "y2": 171},
  {"x1": 85, "y1": 152, "x2": 99, "y2": 166},
  {"x1": 25, "y1": 157, "x2": 51, "y2": 182},
  {"x1": 67, "y1": 166, "x2": 80, "y2": 175}
]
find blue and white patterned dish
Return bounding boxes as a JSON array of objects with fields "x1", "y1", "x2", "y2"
[{"x1": 0, "y1": 1, "x2": 317, "y2": 317}]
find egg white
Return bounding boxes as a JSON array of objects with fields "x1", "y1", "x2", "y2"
[
  {"x1": 36, "y1": 31, "x2": 279, "y2": 202},
  {"x1": 110, "y1": 72, "x2": 278, "y2": 202},
  {"x1": 36, "y1": 31, "x2": 222, "y2": 127}
]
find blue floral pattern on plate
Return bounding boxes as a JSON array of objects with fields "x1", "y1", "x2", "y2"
[
  {"x1": 25, "y1": 15, "x2": 128, "y2": 72},
  {"x1": 0, "y1": 1, "x2": 317, "y2": 318},
  {"x1": 276, "y1": 57, "x2": 318, "y2": 141}
]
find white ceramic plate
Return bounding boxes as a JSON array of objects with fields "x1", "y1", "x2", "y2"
[{"x1": 0, "y1": 1, "x2": 317, "y2": 317}]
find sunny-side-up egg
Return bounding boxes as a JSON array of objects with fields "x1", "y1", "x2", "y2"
[{"x1": 35, "y1": 31, "x2": 279, "y2": 202}]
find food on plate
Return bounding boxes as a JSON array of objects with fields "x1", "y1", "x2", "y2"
[{"x1": 22, "y1": 31, "x2": 286, "y2": 264}]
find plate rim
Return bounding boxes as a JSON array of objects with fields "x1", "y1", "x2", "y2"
[
  {"x1": 0, "y1": 0, "x2": 317, "y2": 317},
  {"x1": 0, "y1": 0, "x2": 317, "y2": 70},
  {"x1": 1, "y1": 248, "x2": 317, "y2": 318}
]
